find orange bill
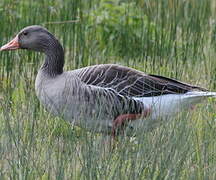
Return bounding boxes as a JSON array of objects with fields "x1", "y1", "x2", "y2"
[{"x1": 0, "y1": 35, "x2": 20, "y2": 51}]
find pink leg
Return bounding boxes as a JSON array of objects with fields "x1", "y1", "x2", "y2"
[
  {"x1": 111, "y1": 108, "x2": 151, "y2": 138},
  {"x1": 190, "y1": 105, "x2": 196, "y2": 110}
]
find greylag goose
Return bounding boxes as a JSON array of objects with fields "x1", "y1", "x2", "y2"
[{"x1": 1, "y1": 25, "x2": 216, "y2": 136}]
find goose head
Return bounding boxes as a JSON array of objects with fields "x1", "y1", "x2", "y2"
[
  {"x1": 1, "y1": 25, "x2": 64, "y2": 76},
  {"x1": 0, "y1": 25, "x2": 58, "y2": 53}
]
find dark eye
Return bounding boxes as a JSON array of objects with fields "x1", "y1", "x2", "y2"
[{"x1": 23, "y1": 31, "x2": 28, "y2": 36}]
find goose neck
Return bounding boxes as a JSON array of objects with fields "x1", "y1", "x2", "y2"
[{"x1": 41, "y1": 39, "x2": 64, "y2": 77}]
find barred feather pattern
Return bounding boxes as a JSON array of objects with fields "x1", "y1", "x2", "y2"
[{"x1": 73, "y1": 64, "x2": 206, "y2": 97}]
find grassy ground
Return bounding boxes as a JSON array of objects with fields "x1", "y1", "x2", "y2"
[{"x1": 0, "y1": 0, "x2": 216, "y2": 179}]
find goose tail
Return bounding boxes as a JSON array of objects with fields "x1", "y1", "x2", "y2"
[
  {"x1": 185, "y1": 91, "x2": 216, "y2": 99},
  {"x1": 133, "y1": 91, "x2": 216, "y2": 121}
]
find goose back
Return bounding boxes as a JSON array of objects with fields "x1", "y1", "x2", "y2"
[{"x1": 74, "y1": 64, "x2": 206, "y2": 97}]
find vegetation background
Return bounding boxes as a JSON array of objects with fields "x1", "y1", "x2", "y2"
[{"x1": 0, "y1": 0, "x2": 216, "y2": 179}]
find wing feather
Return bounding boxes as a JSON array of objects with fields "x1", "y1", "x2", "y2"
[{"x1": 75, "y1": 64, "x2": 206, "y2": 98}]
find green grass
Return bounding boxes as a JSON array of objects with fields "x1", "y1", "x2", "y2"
[{"x1": 0, "y1": 0, "x2": 216, "y2": 179}]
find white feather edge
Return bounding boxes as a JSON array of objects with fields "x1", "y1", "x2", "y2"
[{"x1": 130, "y1": 91, "x2": 216, "y2": 130}]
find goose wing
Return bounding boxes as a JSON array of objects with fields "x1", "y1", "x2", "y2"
[{"x1": 75, "y1": 64, "x2": 206, "y2": 98}]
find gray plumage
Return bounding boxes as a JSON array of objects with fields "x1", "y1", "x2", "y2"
[{"x1": 1, "y1": 25, "x2": 215, "y2": 135}]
